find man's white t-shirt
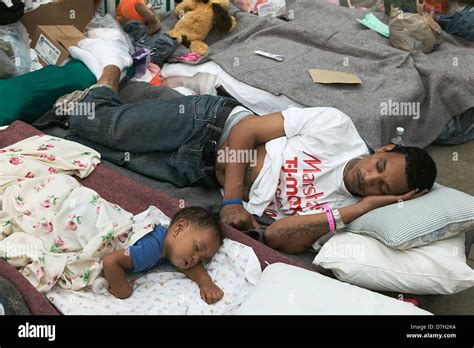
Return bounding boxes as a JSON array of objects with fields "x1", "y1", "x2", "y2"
[{"x1": 245, "y1": 107, "x2": 370, "y2": 220}]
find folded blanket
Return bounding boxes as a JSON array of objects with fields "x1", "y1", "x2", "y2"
[{"x1": 0, "y1": 134, "x2": 165, "y2": 292}]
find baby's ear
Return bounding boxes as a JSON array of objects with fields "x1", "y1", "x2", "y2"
[{"x1": 175, "y1": 217, "x2": 189, "y2": 230}]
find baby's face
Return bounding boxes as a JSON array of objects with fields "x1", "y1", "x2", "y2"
[{"x1": 167, "y1": 224, "x2": 221, "y2": 270}]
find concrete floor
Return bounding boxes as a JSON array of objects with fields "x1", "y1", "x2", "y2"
[
  {"x1": 420, "y1": 140, "x2": 474, "y2": 314},
  {"x1": 426, "y1": 141, "x2": 474, "y2": 197}
]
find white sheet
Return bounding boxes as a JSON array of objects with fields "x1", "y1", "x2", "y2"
[
  {"x1": 46, "y1": 206, "x2": 262, "y2": 315},
  {"x1": 46, "y1": 202, "x2": 261, "y2": 315},
  {"x1": 161, "y1": 61, "x2": 303, "y2": 115},
  {"x1": 46, "y1": 239, "x2": 261, "y2": 315}
]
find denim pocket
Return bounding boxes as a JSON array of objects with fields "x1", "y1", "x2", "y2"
[{"x1": 176, "y1": 146, "x2": 206, "y2": 185}]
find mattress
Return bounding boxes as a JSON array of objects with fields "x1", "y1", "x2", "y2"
[{"x1": 0, "y1": 121, "x2": 308, "y2": 315}]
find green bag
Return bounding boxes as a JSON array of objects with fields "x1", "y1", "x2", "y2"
[
  {"x1": 0, "y1": 60, "x2": 95, "y2": 126},
  {"x1": 384, "y1": 0, "x2": 418, "y2": 14}
]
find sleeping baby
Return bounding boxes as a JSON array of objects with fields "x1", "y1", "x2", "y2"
[{"x1": 103, "y1": 207, "x2": 224, "y2": 304}]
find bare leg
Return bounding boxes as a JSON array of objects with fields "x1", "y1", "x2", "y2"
[{"x1": 96, "y1": 65, "x2": 121, "y2": 93}]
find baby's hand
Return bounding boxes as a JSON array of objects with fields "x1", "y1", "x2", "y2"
[{"x1": 200, "y1": 282, "x2": 224, "y2": 304}]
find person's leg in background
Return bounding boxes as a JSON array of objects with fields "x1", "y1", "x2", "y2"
[
  {"x1": 48, "y1": 38, "x2": 237, "y2": 188},
  {"x1": 67, "y1": 65, "x2": 224, "y2": 154},
  {"x1": 118, "y1": 80, "x2": 184, "y2": 104}
]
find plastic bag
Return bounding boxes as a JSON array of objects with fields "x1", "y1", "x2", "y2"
[
  {"x1": 389, "y1": 0, "x2": 442, "y2": 53},
  {"x1": 0, "y1": 39, "x2": 16, "y2": 79},
  {"x1": 123, "y1": 20, "x2": 177, "y2": 67},
  {"x1": 85, "y1": 13, "x2": 135, "y2": 53},
  {"x1": 234, "y1": 0, "x2": 287, "y2": 18},
  {"x1": 0, "y1": 21, "x2": 32, "y2": 77},
  {"x1": 339, "y1": 0, "x2": 385, "y2": 12},
  {"x1": 22, "y1": 0, "x2": 53, "y2": 13}
]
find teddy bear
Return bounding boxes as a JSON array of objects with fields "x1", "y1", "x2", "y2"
[
  {"x1": 167, "y1": 0, "x2": 237, "y2": 56},
  {"x1": 116, "y1": 0, "x2": 161, "y2": 35}
]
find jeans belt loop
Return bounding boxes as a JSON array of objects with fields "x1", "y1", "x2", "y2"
[{"x1": 203, "y1": 98, "x2": 240, "y2": 183}]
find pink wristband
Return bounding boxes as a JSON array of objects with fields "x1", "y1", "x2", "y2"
[{"x1": 323, "y1": 204, "x2": 336, "y2": 232}]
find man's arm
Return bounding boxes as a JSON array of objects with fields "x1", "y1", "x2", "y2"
[
  {"x1": 103, "y1": 249, "x2": 134, "y2": 299},
  {"x1": 221, "y1": 112, "x2": 286, "y2": 230},
  {"x1": 265, "y1": 189, "x2": 427, "y2": 254},
  {"x1": 180, "y1": 264, "x2": 224, "y2": 304},
  {"x1": 265, "y1": 202, "x2": 369, "y2": 254}
]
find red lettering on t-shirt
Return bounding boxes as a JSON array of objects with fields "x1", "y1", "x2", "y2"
[
  {"x1": 303, "y1": 186, "x2": 316, "y2": 196},
  {"x1": 302, "y1": 173, "x2": 314, "y2": 182},
  {"x1": 306, "y1": 200, "x2": 326, "y2": 211},
  {"x1": 302, "y1": 151, "x2": 322, "y2": 173},
  {"x1": 272, "y1": 153, "x2": 328, "y2": 217},
  {"x1": 264, "y1": 208, "x2": 278, "y2": 218},
  {"x1": 306, "y1": 191, "x2": 325, "y2": 200},
  {"x1": 281, "y1": 157, "x2": 298, "y2": 174},
  {"x1": 285, "y1": 176, "x2": 298, "y2": 195},
  {"x1": 288, "y1": 196, "x2": 304, "y2": 214}
]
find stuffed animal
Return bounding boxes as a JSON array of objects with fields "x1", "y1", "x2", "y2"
[
  {"x1": 116, "y1": 0, "x2": 161, "y2": 35},
  {"x1": 168, "y1": 0, "x2": 237, "y2": 56}
]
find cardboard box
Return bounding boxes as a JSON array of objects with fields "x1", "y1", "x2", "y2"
[
  {"x1": 95, "y1": 0, "x2": 174, "y2": 17},
  {"x1": 21, "y1": 0, "x2": 95, "y2": 39},
  {"x1": 308, "y1": 69, "x2": 362, "y2": 85},
  {"x1": 32, "y1": 25, "x2": 85, "y2": 66}
]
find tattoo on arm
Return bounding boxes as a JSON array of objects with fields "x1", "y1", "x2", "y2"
[{"x1": 277, "y1": 221, "x2": 329, "y2": 239}]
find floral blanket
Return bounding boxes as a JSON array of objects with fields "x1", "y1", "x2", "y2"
[{"x1": 0, "y1": 135, "x2": 156, "y2": 292}]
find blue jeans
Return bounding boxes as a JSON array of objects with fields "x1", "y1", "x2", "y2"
[{"x1": 68, "y1": 86, "x2": 237, "y2": 188}]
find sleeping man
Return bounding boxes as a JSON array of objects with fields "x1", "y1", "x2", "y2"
[{"x1": 41, "y1": 39, "x2": 437, "y2": 254}]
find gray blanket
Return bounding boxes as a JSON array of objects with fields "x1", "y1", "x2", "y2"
[{"x1": 161, "y1": 0, "x2": 474, "y2": 149}]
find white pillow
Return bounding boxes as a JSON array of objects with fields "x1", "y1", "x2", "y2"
[
  {"x1": 314, "y1": 232, "x2": 474, "y2": 295},
  {"x1": 235, "y1": 263, "x2": 430, "y2": 315}
]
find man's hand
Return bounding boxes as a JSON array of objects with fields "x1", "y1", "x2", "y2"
[
  {"x1": 200, "y1": 282, "x2": 224, "y2": 304},
  {"x1": 360, "y1": 188, "x2": 429, "y2": 211},
  {"x1": 220, "y1": 204, "x2": 260, "y2": 231}
]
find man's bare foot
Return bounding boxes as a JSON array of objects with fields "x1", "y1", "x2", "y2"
[{"x1": 97, "y1": 65, "x2": 122, "y2": 92}]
